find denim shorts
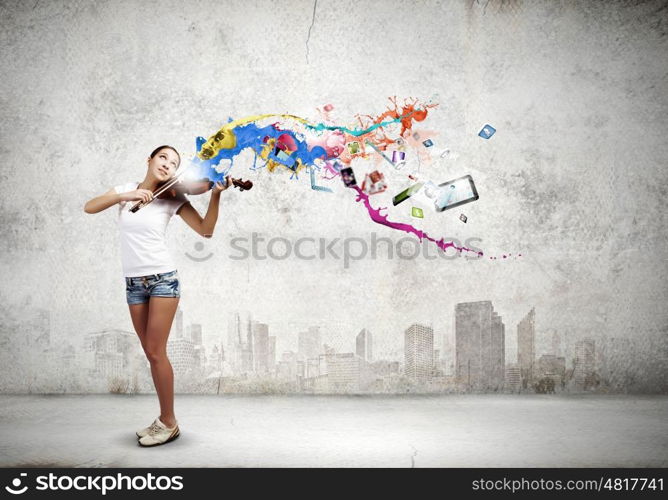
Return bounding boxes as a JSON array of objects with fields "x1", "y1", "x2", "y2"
[{"x1": 125, "y1": 270, "x2": 181, "y2": 305}]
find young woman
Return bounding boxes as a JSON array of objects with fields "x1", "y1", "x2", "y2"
[{"x1": 84, "y1": 145, "x2": 231, "y2": 447}]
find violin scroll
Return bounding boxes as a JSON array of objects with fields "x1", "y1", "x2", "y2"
[{"x1": 232, "y1": 178, "x2": 253, "y2": 191}]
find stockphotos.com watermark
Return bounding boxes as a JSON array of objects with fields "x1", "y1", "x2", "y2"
[
  {"x1": 185, "y1": 232, "x2": 483, "y2": 268},
  {"x1": 4, "y1": 471, "x2": 183, "y2": 495}
]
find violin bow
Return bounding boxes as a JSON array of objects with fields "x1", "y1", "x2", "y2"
[
  {"x1": 129, "y1": 167, "x2": 249, "y2": 213},
  {"x1": 129, "y1": 164, "x2": 193, "y2": 213}
]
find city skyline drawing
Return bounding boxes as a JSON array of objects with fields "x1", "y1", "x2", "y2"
[{"x1": 2, "y1": 299, "x2": 665, "y2": 396}]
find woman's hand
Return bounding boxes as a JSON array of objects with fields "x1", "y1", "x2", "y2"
[
  {"x1": 212, "y1": 176, "x2": 232, "y2": 195},
  {"x1": 119, "y1": 189, "x2": 154, "y2": 203}
]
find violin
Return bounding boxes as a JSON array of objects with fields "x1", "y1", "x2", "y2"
[{"x1": 130, "y1": 175, "x2": 253, "y2": 213}]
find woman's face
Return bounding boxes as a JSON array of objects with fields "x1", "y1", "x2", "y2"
[{"x1": 147, "y1": 148, "x2": 180, "y2": 181}]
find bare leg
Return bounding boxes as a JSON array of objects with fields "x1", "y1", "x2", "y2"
[
  {"x1": 129, "y1": 303, "x2": 150, "y2": 353},
  {"x1": 144, "y1": 297, "x2": 179, "y2": 428}
]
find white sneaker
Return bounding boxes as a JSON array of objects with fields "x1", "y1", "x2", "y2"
[
  {"x1": 137, "y1": 418, "x2": 180, "y2": 447},
  {"x1": 136, "y1": 418, "x2": 160, "y2": 439}
]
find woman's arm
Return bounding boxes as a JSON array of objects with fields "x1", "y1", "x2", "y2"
[
  {"x1": 178, "y1": 178, "x2": 231, "y2": 237},
  {"x1": 84, "y1": 187, "x2": 154, "y2": 214}
]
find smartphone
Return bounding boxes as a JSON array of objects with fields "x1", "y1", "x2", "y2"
[
  {"x1": 392, "y1": 182, "x2": 424, "y2": 206},
  {"x1": 432, "y1": 175, "x2": 479, "y2": 212}
]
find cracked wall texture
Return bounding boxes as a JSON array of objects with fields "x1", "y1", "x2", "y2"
[{"x1": 0, "y1": 0, "x2": 667, "y2": 392}]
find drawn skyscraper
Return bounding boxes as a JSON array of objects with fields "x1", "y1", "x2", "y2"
[
  {"x1": 574, "y1": 339, "x2": 595, "y2": 389},
  {"x1": 244, "y1": 313, "x2": 253, "y2": 373},
  {"x1": 517, "y1": 307, "x2": 536, "y2": 389},
  {"x1": 298, "y1": 326, "x2": 322, "y2": 361},
  {"x1": 189, "y1": 323, "x2": 205, "y2": 370},
  {"x1": 455, "y1": 301, "x2": 505, "y2": 391},
  {"x1": 226, "y1": 312, "x2": 253, "y2": 374},
  {"x1": 167, "y1": 335, "x2": 195, "y2": 376},
  {"x1": 252, "y1": 321, "x2": 269, "y2": 374},
  {"x1": 268, "y1": 336, "x2": 276, "y2": 372},
  {"x1": 171, "y1": 308, "x2": 184, "y2": 338},
  {"x1": 491, "y1": 311, "x2": 505, "y2": 387},
  {"x1": 208, "y1": 344, "x2": 223, "y2": 374},
  {"x1": 226, "y1": 312, "x2": 242, "y2": 374},
  {"x1": 189, "y1": 324, "x2": 202, "y2": 344},
  {"x1": 404, "y1": 324, "x2": 434, "y2": 381},
  {"x1": 356, "y1": 328, "x2": 373, "y2": 362}
]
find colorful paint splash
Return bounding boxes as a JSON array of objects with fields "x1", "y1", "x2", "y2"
[
  {"x1": 351, "y1": 186, "x2": 483, "y2": 257},
  {"x1": 182, "y1": 97, "x2": 500, "y2": 258}
]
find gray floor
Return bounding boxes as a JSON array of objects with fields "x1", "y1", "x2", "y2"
[{"x1": 0, "y1": 394, "x2": 666, "y2": 467}]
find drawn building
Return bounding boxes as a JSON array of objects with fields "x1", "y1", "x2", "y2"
[
  {"x1": 517, "y1": 307, "x2": 536, "y2": 389},
  {"x1": 455, "y1": 301, "x2": 505, "y2": 391},
  {"x1": 356, "y1": 328, "x2": 373, "y2": 362},
  {"x1": 405, "y1": 323, "x2": 434, "y2": 381}
]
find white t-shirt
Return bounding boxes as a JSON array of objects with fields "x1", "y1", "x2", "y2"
[{"x1": 113, "y1": 182, "x2": 189, "y2": 278}]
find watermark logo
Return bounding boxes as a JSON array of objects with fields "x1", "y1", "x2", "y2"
[
  {"x1": 186, "y1": 231, "x2": 483, "y2": 268},
  {"x1": 4, "y1": 472, "x2": 185, "y2": 496},
  {"x1": 5, "y1": 473, "x2": 28, "y2": 495},
  {"x1": 185, "y1": 241, "x2": 214, "y2": 262}
]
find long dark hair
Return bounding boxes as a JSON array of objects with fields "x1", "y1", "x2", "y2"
[{"x1": 150, "y1": 145, "x2": 181, "y2": 167}]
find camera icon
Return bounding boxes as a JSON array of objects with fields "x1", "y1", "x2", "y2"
[{"x1": 5, "y1": 473, "x2": 28, "y2": 495}]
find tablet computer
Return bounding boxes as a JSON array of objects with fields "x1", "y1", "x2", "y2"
[{"x1": 432, "y1": 174, "x2": 479, "y2": 212}]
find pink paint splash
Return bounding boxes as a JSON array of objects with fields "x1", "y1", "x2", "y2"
[{"x1": 351, "y1": 186, "x2": 485, "y2": 257}]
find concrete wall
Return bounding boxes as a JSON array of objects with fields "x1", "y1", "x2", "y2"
[{"x1": 1, "y1": 0, "x2": 666, "y2": 392}]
